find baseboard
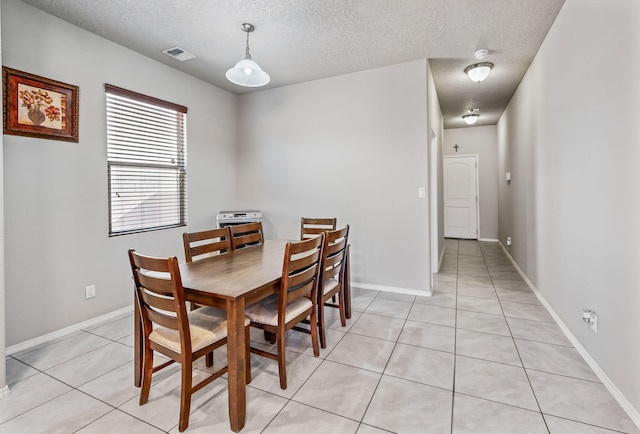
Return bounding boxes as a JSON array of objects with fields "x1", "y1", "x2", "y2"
[
  {"x1": 479, "y1": 238, "x2": 498, "y2": 242},
  {"x1": 6, "y1": 305, "x2": 133, "y2": 356},
  {"x1": 498, "y1": 242, "x2": 640, "y2": 429},
  {"x1": 351, "y1": 281, "x2": 431, "y2": 297},
  {"x1": 0, "y1": 385, "x2": 10, "y2": 399}
]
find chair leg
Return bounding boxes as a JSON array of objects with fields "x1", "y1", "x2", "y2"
[
  {"x1": 310, "y1": 307, "x2": 320, "y2": 357},
  {"x1": 205, "y1": 351, "x2": 214, "y2": 367},
  {"x1": 338, "y1": 287, "x2": 347, "y2": 327},
  {"x1": 264, "y1": 330, "x2": 276, "y2": 344},
  {"x1": 318, "y1": 299, "x2": 327, "y2": 349},
  {"x1": 245, "y1": 326, "x2": 252, "y2": 384},
  {"x1": 178, "y1": 360, "x2": 193, "y2": 432},
  {"x1": 277, "y1": 328, "x2": 287, "y2": 390},
  {"x1": 139, "y1": 345, "x2": 154, "y2": 405}
]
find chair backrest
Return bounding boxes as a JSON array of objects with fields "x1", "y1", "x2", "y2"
[
  {"x1": 278, "y1": 234, "x2": 325, "y2": 324},
  {"x1": 128, "y1": 249, "x2": 191, "y2": 354},
  {"x1": 300, "y1": 217, "x2": 337, "y2": 240},
  {"x1": 183, "y1": 227, "x2": 231, "y2": 262},
  {"x1": 229, "y1": 222, "x2": 264, "y2": 250},
  {"x1": 321, "y1": 225, "x2": 349, "y2": 285}
]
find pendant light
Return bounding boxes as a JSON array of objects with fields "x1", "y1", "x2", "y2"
[{"x1": 226, "y1": 23, "x2": 270, "y2": 87}]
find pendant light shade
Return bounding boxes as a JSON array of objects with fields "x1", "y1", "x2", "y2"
[
  {"x1": 226, "y1": 23, "x2": 270, "y2": 87},
  {"x1": 226, "y1": 58, "x2": 270, "y2": 87},
  {"x1": 464, "y1": 62, "x2": 493, "y2": 83}
]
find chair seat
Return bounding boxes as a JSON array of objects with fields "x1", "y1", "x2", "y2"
[
  {"x1": 323, "y1": 278, "x2": 339, "y2": 295},
  {"x1": 245, "y1": 294, "x2": 313, "y2": 326},
  {"x1": 150, "y1": 307, "x2": 249, "y2": 353}
]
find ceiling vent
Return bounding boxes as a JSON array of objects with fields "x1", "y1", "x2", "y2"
[{"x1": 162, "y1": 47, "x2": 196, "y2": 61}]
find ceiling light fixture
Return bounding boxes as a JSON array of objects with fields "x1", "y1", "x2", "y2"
[
  {"x1": 464, "y1": 49, "x2": 493, "y2": 82},
  {"x1": 226, "y1": 23, "x2": 270, "y2": 87},
  {"x1": 463, "y1": 108, "x2": 480, "y2": 125},
  {"x1": 464, "y1": 62, "x2": 493, "y2": 82}
]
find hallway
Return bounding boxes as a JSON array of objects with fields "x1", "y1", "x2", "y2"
[{"x1": 0, "y1": 240, "x2": 636, "y2": 433}]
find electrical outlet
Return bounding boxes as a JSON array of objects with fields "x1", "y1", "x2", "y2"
[
  {"x1": 85, "y1": 284, "x2": 96, "y2": 299},
  {"x1": 582, "y1": 308, "x2": 598, "y2": 333},
  {"x1": 506, "y1": 236, "x2": 512, "y2": 246}
]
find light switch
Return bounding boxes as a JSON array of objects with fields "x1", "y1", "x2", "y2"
[
  {"x1": 505, "y1": 172, "x2": 511, "y2": 182},
  {"x1": 418, "y1": 187, "x2": 426, "y2": 198}
]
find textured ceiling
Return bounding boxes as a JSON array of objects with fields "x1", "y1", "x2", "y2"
[{"x1": 21, "y1": 0, "x2": 565, "y2": 128}]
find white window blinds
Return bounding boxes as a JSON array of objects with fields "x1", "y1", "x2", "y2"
[{"x1": 106, "y1": 84, "x2": 187, "y2": 236}]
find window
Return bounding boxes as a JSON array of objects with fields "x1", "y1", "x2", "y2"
[{"x1": 106, "y1": 85, "x2": 187, "y2": 236}]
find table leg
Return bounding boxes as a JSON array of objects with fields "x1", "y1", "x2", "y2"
[
  {"x1": 344, "y1": 244, "x2": 352, "y2": 319},
  {"x1": 226, "y1": 298, "x2": 247, "y2": 432},
  {"x1": 134, "y1": 297, "x2": 142, "y2": 387}
]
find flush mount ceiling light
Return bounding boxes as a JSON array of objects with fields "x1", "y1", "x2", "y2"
[
  {"x1": 465, "y1": 62, "x2": 493, "y2": 82},
  {"x1": 463, "y1": 108, "x2": 480, "y2": 125},
  {"x1": 225, "y1": 23, "x2": 270, "y2": 87},
  {"x1": 464, "y1": 49, "x2": 493, "y2": 82}
]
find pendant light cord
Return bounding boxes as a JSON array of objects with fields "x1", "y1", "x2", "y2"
[{"x1": 245, "y1": 30, "x2": 251, "y2": 60}]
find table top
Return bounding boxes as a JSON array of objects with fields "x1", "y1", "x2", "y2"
[{"x1": 179, "y1": 239, "x2": 288, "y2": 301}]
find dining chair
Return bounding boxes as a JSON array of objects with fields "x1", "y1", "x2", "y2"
[
  {"x1": 229, "y1": 222, "x2": 264, "y2": 250},
  {"x1": 128, "y1": 249, "x2": 251, "y2": 432},
  {"x1": 317, "y1": 225, "x2": 350, "y2": 348},
  {"x1": 244, "y1": 234, "x2": 324, "y2": 389},
  {"x1": 182, "y1": 226, "x2": 232, "y2": 366},
  {"x1": 300, "y1": 217, "x2": 337, "y2": 240},
  {"x1": 182, "y1": 226, "x2": 231, "y2": 262}
]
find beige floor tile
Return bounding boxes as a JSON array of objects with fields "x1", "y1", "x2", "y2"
[
  {"x1": 0, "y1": 389, "x2": 111, "y2": 433},
  {"x1": 364, "y1": 298, "x2": 412, "y2": 319},
  {"x1": 0, "y1": 372, "x2": 71, "y2": 424},
  {"x1": 45, "y1": 342, "x2": 133, "y2": 387},
  {"x1": 398, "y1": 320, "x2": 455, "y2": 353},
  {"x1": 407, "y1": 303, "x2": 456, "y2": 327},
  {"x1": 177, "y1": 386, "x2": 288, "y2": 434},
  {"x1": 78, "y1": 409, "x2": 164, "y2": 434},
  {"x1": 515, "y1": 339, "x2": 600, "y2": 382},
  {"x1": 293, "y1": 360, "x2": 380, "y2": 420},
  {"x1": 326, "y1": 333, "x2": 395, "y2": 373},
  {"x1": 264, "y1": 401, "x2": 358, "y2": 434},
  {"x1": 452, "y1": 393, "x2": 547, "y2": 434},
  {"x1": 544, "y1": 414, "x2": 623, "y2": 434},
  {"x1": 385, "y1": 343, "x2": 454, "y2": 390},
  {"x1": 456, "y1": 310, "x2": 511, "y2": 337},
  {"x1": 455, "y1": 356, "x2": 538, "y2": 410},
  {"x1": 455, "y1": 329, "x2": 521, "y2": 366},
  {"x1": 528, "y1": 370, "x2": 639, "y2": 433},
  {"x1": 363, "y1": 375, "x2": 452, "y2": 433},
  {"x1": 349, "y1": 313, "x2": 405, "y2": 342}
]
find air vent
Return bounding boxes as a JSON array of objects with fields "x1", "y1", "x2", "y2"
[{"x1": 162, "y1": 47, "x2": 196, "y2": 62}]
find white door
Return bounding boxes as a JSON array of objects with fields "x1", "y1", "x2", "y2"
[{"x1": 444, "y1": 155, "x2": 478, "y2": 239}]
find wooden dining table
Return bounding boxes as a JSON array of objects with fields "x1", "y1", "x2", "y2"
[{"x1": 133, "y1": 239, "x2": 288, "y2": 432}]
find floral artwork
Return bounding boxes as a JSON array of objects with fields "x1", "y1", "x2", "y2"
[
  {"x1": 3, "y1": 67, "x2": 78, "y2": 142},
  {"x1": 18, "y1": 84, "x2": 65, "y2": 129}
]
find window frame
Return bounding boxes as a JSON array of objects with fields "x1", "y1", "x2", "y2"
[{"x1": 105, "y1": 84, "x2": 187, "y2": 236}]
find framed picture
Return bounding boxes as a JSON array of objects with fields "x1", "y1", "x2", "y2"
[{"x1": 3, "y1": 67, "x2": 79, "y2": 142}]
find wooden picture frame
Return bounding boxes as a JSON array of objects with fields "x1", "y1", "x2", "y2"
[{"x1": 3, "y1": 67, "x2": 78, "y2": 142}]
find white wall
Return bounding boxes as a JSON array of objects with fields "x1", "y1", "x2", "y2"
[
  {"x1": 2, "y1": 0, "x2": 238, "y2": 345},
  {"x1": 426, "y1": 62, "x2": 444, "y2": 272},
  {"x1": 0, "y1": 1, "x2": 6, "y2": 392},
  {"x1": 444, "y1": 125, "x2": 498, "y2": 240},
  {"x1": 236, "y1": 60, "x2": 431, "y2": 293},
  {"x1": 497, "y1": 0, "x2": 640, "y2": 415}
]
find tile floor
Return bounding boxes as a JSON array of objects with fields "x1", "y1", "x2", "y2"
[{"x1": 1, "y1": 239, "x2": 638, "y2": 433}]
